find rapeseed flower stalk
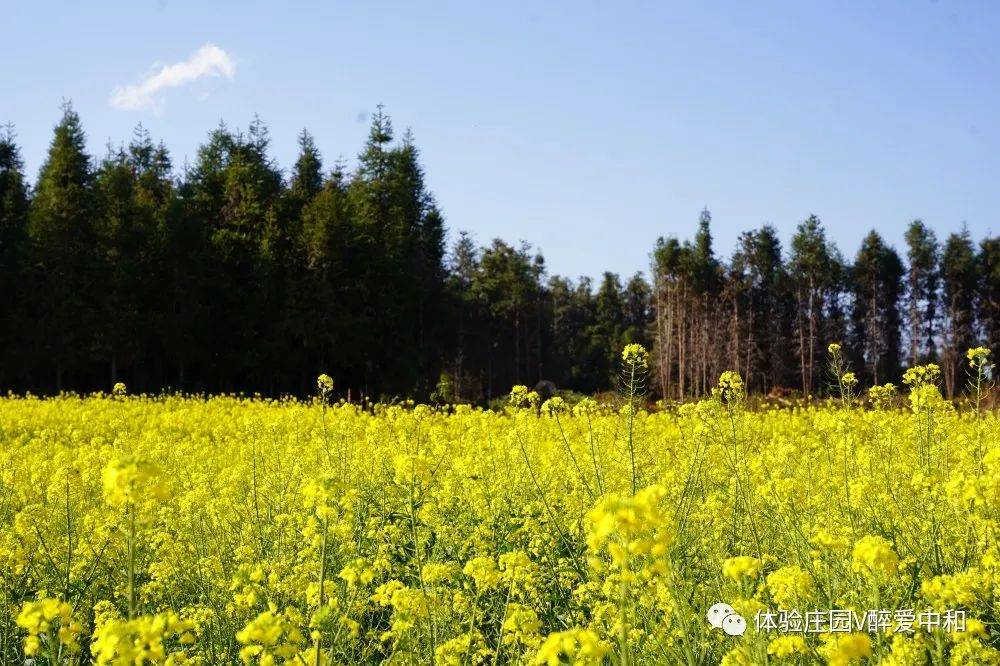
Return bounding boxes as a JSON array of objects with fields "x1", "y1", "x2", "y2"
[
  {"x1": 840, "y1": 371, "x2": 858, "y2": 390},
  {"x1": 827, "y1": 342, "x2": 859, "y2": 406},
  {"x1": 620, "y1": 344, "x2": 649, "y2": 493},
  {"x1": 102, "y1": 456, "x2": 170, "y2": 621},
  {"x1": 713, "y1": 370, "x2": 762, "y2": 558},
  {"x1": 620, "y1": 343, "x2": 649, "y2": 370},
  {"x1": 508, "y1": 385, "x2": 539, "y2": 410},
  {"x1": 236, "y1": 605, "x2": 307, "y2": 664},
  {"x1": 966, "y1": 347, "x2": 992, "y2": 473}
]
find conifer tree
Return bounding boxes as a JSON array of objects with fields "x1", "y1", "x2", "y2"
[
  {"x1": 903, "y1": 219, "x2": 939, "y2": 366},
  {"x1": 444, "y1": 232, "x2": 485, "y2": 401},
  {"x1": 93, "y1": 144, "x2": 144, "y2": 386},
  {"x1": 789, "y1": 215, "x2": 837, "y2": 395},
  {"x1": 186, "y1": 119, "x2": 284, "y2": 388},
  {"x1": 297, "y1": 164, "x2": 361, "y2": 386},
  {"x1": 622, "y1": 273, "x2": 652, "y2": 350},
  {"x1": 978, "y1": 236, "x2": 1000, "y2": 352},
  {"x1": 289, "y1": 130, "x2": 323, "y2": 208},
  {"x1": 729, "y1": 225, "x2": 792, "y2": 393},
  {"x1": 594, "y1": 272, "x2": 626, "y2": 384},
  {"x1": 940, "y1": 229, "x2": 979, "y2": 396},
  {"x1": 282, "y1": 130, "x2": 326, "y2": 392},
  {"x1": 26, "y1": 103, "x2": 95, "y2": 390},
  {"x1": 0, "y1": 125, "x2": 30, "y2": 387},
  {"x1": 849, "y1": 231, "x2": 904, "y2": 386},
  {"x1": 547, "y1": 275, "x2": 601, "y2": 392}
]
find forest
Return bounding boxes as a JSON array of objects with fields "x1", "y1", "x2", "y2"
[{"x1": 0, "y1": 105, "x2": 996, "y2": 402}]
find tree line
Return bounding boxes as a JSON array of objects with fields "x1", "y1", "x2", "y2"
[
  {"x1": 0, "y1": 105, "x2": 996, "y2": 401},
  {"x1": 652, "y1": 212, "x2": 996, "y2": 400}
]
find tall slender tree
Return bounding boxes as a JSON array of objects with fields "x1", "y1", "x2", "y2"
[
  {"x1": 650, "y1": 210, "x2": 724, "y2": 400},
  {"x1": 547, "y1": 275, "x2": 602, "y2": 392},
  {"x1": 849, "y1": 231, "x2": 904, "y2": 386},
  {"x1": 92, "y1": 127, "x2": 173, "y2": 388},
  {"x1": 903, "y1": 219, "x2": 939, "y2": 366},
  {"x1": 594, "y1": 272, "x2": 626, "y2": 385},
  {"x1": 622, "y1": 273, "x2": 652, "y2": 350},
  {"x1": 979, "y1": 236, "x2": 1000, "y2": 352},
  {"x1": 26, "y1": 103, "x2": 95, "y2": 390},
  {"x1": 729, "y1": 225, "x2": 793, "y2": 393},
  {"x1": 788, "y1": 215, "x2": 837, "y2": 395},
  {"x1": 939, "y1": 228, "x2": 979, "y2": 396},
  {"x1": 187, "y1": 119, "x2": 284, "y2": 388},
  {"x1": 0, "y1": 126, "x2": 30, "y2": 387}
]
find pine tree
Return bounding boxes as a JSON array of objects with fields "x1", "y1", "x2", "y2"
[
  {"x1": 849, "y1": 231, "x2": 904, "y2": 386},
  {"x1": 0, "y1": 125, "x2": 30, "y2": 387},
  {"x1": 282, "y1": 131, "x2": 326, "y2": 393},
  {"x1": 789, "y1": 215, "x2": 838, "y2": 396},
  {"x1": 444, "y1": 232, "x2": 485, "y2": 400},
  {"x1": 594, "y1": 272, "x2": 626, "y2": 385},
  {"x1": 939, "y1": 228, "x2": 979, "y2": 396},
  {"x1": 186, "y1": 119, "x2": 284, "y2": 388},
  {"x1": 93, "y1": 143, "x2": 144, "y2": 387},
  {"x1": 388, "y1": 130, "x2": 441, "y2": 394},
  {"x1": 346, "y1": 108, "x2": 400, "y2": 397},
  {"x1": 26, "y1": 103, "x2": 95, "y2": 390},
  {"x1": 903, "y1": 219, "x2": 939, "y2": 366},
  {"x1": 978, "y1": 236, "x2": 999, "y2": 353},
  {"x1": 622, "y1": 273, "x2": 652, "y2": 349},
  {"x1": 0, "y1": 125, "x2": 28, "y2": 261},
  {"x1": 417, "y1": 204, "x2": 447, "y2": 387},
  {"x1": 730, "y1": 225, "x2": 793, "y2": 393},
  {"x1": 471, "y1": 240, "x2": 544, "y2": 397},
  {"x1": 289, "y1": 130, "x2": 323, "y2": 207},
  {"x1": 547, "y1": 275, "x2": 601, "y2": 392},
  {"x1": 297, "y1": 165, "x2": 362, "y2": 389},
  {"x1": 688, "y1": 211, "x2": 724, "y2": 396},
  {"x1": 164, "y1": 161, "x2": 209, "y2": 391}
]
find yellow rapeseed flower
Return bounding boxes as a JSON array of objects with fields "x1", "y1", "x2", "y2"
[
  {"x1": 722, "y1": 556, "x2": 762, "y2": 580},
  {"x1": 102, "y1": 456, "x2": 170, "y2": 506},
  {"x1": 621, "y1": 343, "x2": 649, "y2": 370},
  {"x1": 851, "y1": 535, "x2": 899, "y2": 576},
  {"x1": 819, "y1": 633, "x2": 872, "y2": 666}
]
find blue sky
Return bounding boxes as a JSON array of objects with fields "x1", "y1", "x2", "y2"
[{"x1": 4, "y1": 1, "x2": 999, "y2": 279}]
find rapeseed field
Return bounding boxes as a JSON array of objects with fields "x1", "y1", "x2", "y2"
[{"x1": 0, "y1": 347, "x2": 997, "y2": 664}]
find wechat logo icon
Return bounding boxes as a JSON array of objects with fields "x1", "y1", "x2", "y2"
[{"x1": 707, "y1": 602, "x2": 747, "y2": 636}]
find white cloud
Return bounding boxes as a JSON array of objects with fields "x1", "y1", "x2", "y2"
[{"x1": 110, "y1": 43, "x2": 235, "y2": 111}]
